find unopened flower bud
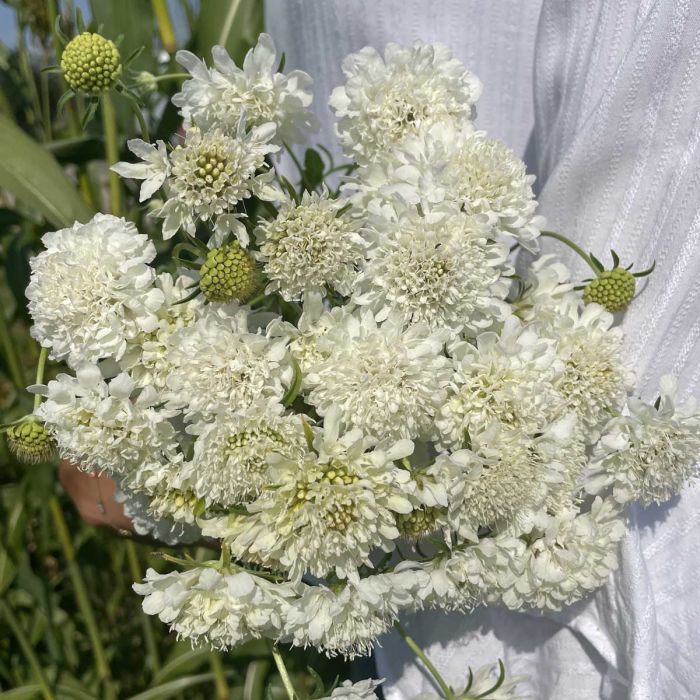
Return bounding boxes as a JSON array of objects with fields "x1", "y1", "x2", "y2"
[
  {"x1": 583, "y1": 268, "x2": 636, "y2": 312},
  {"x1": 6, "y1": 419, "x2": 56, "y2": 464},
  {"x1": 199, "y1": 241, "x2": 260, "y2": 303},
  {"x1": 61, "y1": 32, "x2": 121, "y2": 95}
]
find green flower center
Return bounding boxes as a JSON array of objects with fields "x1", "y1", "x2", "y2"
[
  {"x1": 6, "y1": 420, "x2": 56, "y2": 464},
  {"x1": 199, "y1": 242, "x2": 260, "y2": 303},
  {"x1": 583, "y1": 268, "x2": 636, "y2": 312},
  {"x1": 60, "y1": 32, "x2": 121, "y2": 95}
]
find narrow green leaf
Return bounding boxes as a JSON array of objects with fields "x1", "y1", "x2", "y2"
[
  {"x1": 151, "y1": 648, "x2": 210, "y2": 685},
  {"x1": 126, "y1": 672, "x2": 231, "y2": 700},
  {"x1": 0, "y1": 114, "x2": 93, "y2": 228},
  {"x1": 281, "y1": 358, "x2": 302, "y2": 407},
  {"x1": 0, "y1": 684, "x2": 43, "y2": 699},
  {"x1": 304, "y1": 148, "x2": 324, "y2": 191},
  {"x1": 243, "y1": 660, "x2": 270, "y2": 700}
]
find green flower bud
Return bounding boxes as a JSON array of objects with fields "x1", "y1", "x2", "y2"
[
  {"x1": 583, "y1": 268, "x2": 636, "y2": 312},
  {"x1": 6, "y1": 419, "x2": 56, "y2": 464},
  {"x1": 199, "y1": 241, "x2": 260, "y2": 304},
  {"x1": 397, "y1": 506, "x2": 442, "y2": 541},
  {"x1": 136, "y1": 71, "x2": 158, "y2": 94},
  {"x1": 61, "y1": 32, "x2": 122, "y2": 95}
]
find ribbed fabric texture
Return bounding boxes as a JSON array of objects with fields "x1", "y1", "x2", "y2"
[{"x1": 264, "y1": 2, "x2": 700, "y2": 698}]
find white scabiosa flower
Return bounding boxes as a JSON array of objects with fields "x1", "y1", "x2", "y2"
[
  {"x1": 497, "y1": 498, "x2": 626, "y2": 611},
  {"x1": 354, "y1": 204, "x2": 511, "y2": 334},
  {"x1": 182, "y1": 401, "x2": 307, "y2": 508},
  {"x1": 548, "y1": 299, "x2": 632, "y2": 434},
  {"x1": 435, "y1": 317, "x2": 564, "y2": 450},
  {"x1": 113, "y1": 124, "x2": 279, "y2": 244},
  {"x1": 351, "y1": 122, "x2": 542, "y2": 251},
  {"x1": 27, "y1": 214, "x2": 163, "y2": 367},
  {"x1": 37, "y1": 365, "x2": 179, "y2": 483},
  {"x1": 173, "y1": 33, "x2": 317, "y2": 144},
  {"x1": 133, "y1": 567, "x2": 298, "y2": 650},
  {"x1": 284, "y1": 571, "x2": 416, "y2": 658},
  {"x1": 587, "y1": 376, "x2": 700, "y2": 506},
  {"x1": 513, "y1": 254, "x2": 575, "y2": 323},
  {"x1": 305, "y1": 309, "x2": 451, "y2": 441},
  {"x1": 319, "y1": 679, "x2": 382, "y2": 700},
  {"x1": 230, "y1": 411, "x2": 414, "y2": 581},
  {"x1": 119, "y1": 272, "x2": 203, "y2": 390},
  {"x1": 445, "y1": 420, "x2": 578, "y2": 541},
  {"x1": 111, "y1": 139, "x2": 169, "y2": 202},
  {"x1": 330, "y1": 42, "x2": 481, "y2": 164},
  {"x1": 255, "y1": 191, "x2": 366, "y2": 301},
  {"x1": 164, "y1": 308, "x2": 292, "y2": 422}
]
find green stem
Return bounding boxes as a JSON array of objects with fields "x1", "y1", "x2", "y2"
[
  {"x1": 101, "y1": 92, "x2": 122, "y2": 215},
  {"x1": 540, "y1": 230, "x2": 600, "y2": 275},
  {"x1": 269, "y1": 643, "x2": 296, "y2": 700},
  {"x1": 0, "y1": 306, "x2": 25, "y2": 390},
  {"x1": 152, "y1": 73, "x2": 190, "y2": 82},
  {"x1": 0, "y1": 599, "x2": 55, "y2": 700},
  {"x1": 394, "y1": 621, "x2": 455, "y2": 700},
  {"x1": 49, "y1": 496, "x2": 112, "y2": 685},
  {"x1": 283, "y1": 142, "x2": 308, "y2": 191},
  {"x1": 217, "y1": 0, "x2": 242, "y2": 46},
  {"x1": 33, "y1": 347, "x2": 48, "y2": 411},
  {"x1": 243, "y1": 659, "x2": 271, "y2": 700},
  {"x1": 151, "y1": 0, "x2": 177, "y2": 53},
  {"x1": 126, "y1": 541, "x2": 160, "y2": 676},
  {"x1": 209, "y1": 651, "x2": 229, "y2": 700}
]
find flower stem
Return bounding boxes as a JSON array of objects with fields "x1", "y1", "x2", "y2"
[
  {"x1": 101, "y1": 92, "x2": 122, "y2": 216},
  {"x1": 540, "y1": 230, "x2": 600, "y2": 275},
  {"x1": 0, "y1": 599, "x2": 55, "y2": 700},
  {"x1": 209, "y1": 651, "x2": 229, "y2": 700},
  {"x1": 394, "y1": 621, "x2": 455, "y2": 700},
  {"x1": 33, "y1": 347, "x2": 48, "y2": 411},
  {"x1": 49, "y1": 496, "x2": 112, "y2": 685},
  {"x1": 269, "y1": 642, "x2": 296, "y2": 700},
  {"x1": 151, "y1": 0, "x2": 177, "y2": 54}
]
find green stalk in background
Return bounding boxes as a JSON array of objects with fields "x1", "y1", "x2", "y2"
[
  {"x1": 101, "y1": 92, "x2": 122, "y2": 216},
  {"x1": 152, "y1": 0, "x2": 177, "y2": 54}
]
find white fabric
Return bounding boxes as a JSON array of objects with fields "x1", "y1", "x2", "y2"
[{"x1": 265, "y1": 2, "x2": 700, "y2": 698}]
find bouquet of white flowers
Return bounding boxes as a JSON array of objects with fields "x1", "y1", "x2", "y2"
[{"x1": 11, "y1": 34, "x2": 700, "y2": 699}]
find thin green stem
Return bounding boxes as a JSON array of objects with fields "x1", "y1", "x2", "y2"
[
  {"x1": 0, "y1": 599, "x2": 55, "y2": 700},
  {"x1": 151, "y1": 0, "x2": 177, "y2": 53},
  {"x1": 540, "y1": 230, "x2": 599, "y2": 275},
  {"x1": 126, "y1": 541, "x2": 160, "y2": 676},
  {"x1": 0, "y1": 306, "x2": 25, "y2": 390},
  {"x1": 101, "y1": 92, "x2": 122, "y2": 215},
  {"x1": 394, "y1": 621, "x2": 455, "y2": 700},
  {"x1": 269, "y1": 643, "x2": 296, "y2": 700},
  {"x1": 151, "y1": 73, "x2": 190, "y2": 82},
  {"x1": 49, "y1": 496, "x2": 112, "y2": 685},
  {"x1": 217, "y1": 0, "x2": 242, "y2": 46},
  {"x1": 33, "y1": 347, "x2": 48, "y2": 411},
  {"x1": 209, "y1": 651, "x2": 229, "y2": 700}
]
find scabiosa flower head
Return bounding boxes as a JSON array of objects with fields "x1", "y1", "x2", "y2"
[
  {"x1": 583, "y1": 268, "x2": 636, "y2": 312},
  {"x1": 320, "y1": 679, "x2": 383, "y2": 700},
  {"x1": 27, "y1": 214, "x2": 164, "y2": 367},
  {"x1": 513, "y1": 255, "x2": 575, "y2": 323},
  {"x1": 255, "y1": 191, "x2": 366, "y2": 301},
  {"x1": 119, "y1": 272, "x2": 203, "y2": 390},
  {"x1": 268, "y1": 292, "x2": 356, "y2": 386},
  {"x1": 445, "y1": 420, "x2": 577, "y2": 541},
  {"x1": 37, "y1": 365, "x2": 180, "y2": 484},
  {"x1": 354, "y1": 204, "x2": 511, "y2": 334},
  {"x1": 6, "y1": 418, "x2": 56, "y2": 464},
  {"x1": 134, "y1": 567, "x2": 298, "y2": 650},
  {"x1": 305, "y1": 309, "x2": 451, "y2": 441},
  {"x1": 164, "y1": 308, "x2": 292, "y2": 422},
  {"x1": 199, "y1": 240, "x2": 260, "y2": 303},
  {"x1": 435, "y1": 317, "x2": 564, "y2": 450},
  {"x1": 330, "y1": 42, "x2": 481, "y2": 164},
  {"x1": 61, "y1": 32, "x2": 121, "y2": 95},
  {"x1": 113, "y1": 125, "x2": 279, "y2": 244},
  {"x1": 183, "y1": 401, "x2": 307, "y2": 508},
  {"x1": 173, "y1": 33, "x2": 317, "y2": 144},
  {"x1": 284, "y1": 571, "x2": 416, "y2": 658},
  {"x1": 351, "y1": 122, "x2": 542, "y2": 251},
  {"x1": 548, "y1": 299, "x2": 632, "y2": 434},
  {"x1": 587, "y1": 376, "x2": 700, "y2": 506},
  {"x1": 496, "y1": 498, "x2": 626, "y2": 611},
  {"x1": 230, "y1": 410, "x2": 414, "y2": 581}
]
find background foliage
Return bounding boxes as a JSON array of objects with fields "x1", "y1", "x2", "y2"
[{"x1": 0, "y1": 1, "x2": 349, "y2": 697}]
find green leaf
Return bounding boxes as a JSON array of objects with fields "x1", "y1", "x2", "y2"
[
  {"x1": 243, "y1": 659, "x2": 270, "y2": 700},
  {"x1": 0, "y1": 113, "x2": 93, "y2": 228},
  {"x1": 0, "y1": 684, "x2": 43, "y2": 699},
  {"x1": 281, "y1": 358, "x2": 302, "y2": 407},
  {"x1": 194, "y1": 0, "x2": 263, "y2": 66},
  {"x1": 304, "y1": 148, "x2": 324, "y2": 191},
  {"x1": 151, "y1": 648, "x2": 210, "y2": 685},
  {"x1": 126, "y1": 671, "x2": 231, "y2": 700}
]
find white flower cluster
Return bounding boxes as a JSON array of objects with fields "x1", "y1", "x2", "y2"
[{"x1": 27, "y1": 36, "x2": 699, "y2": 695}]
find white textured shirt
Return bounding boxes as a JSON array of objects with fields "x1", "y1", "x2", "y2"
[{"x1": 266, "y1": 2, "x2": 700, "y2": 698}]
